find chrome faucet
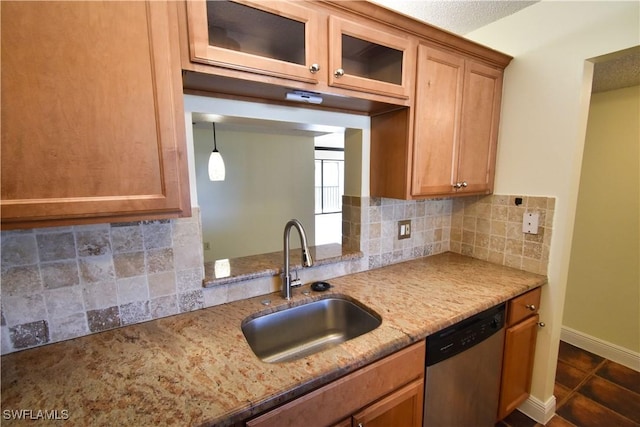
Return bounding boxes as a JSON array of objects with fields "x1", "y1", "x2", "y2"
[{"x1": 282, "y1": 219, "x2": 314, "y2": 299}]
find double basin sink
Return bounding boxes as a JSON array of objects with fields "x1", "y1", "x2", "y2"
[{"x1": 241, "y1": 296, "x2": 381, "y2": 363}]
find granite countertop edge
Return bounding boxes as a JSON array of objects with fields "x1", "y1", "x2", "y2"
[{"x1": 0, "y1": 252, "x2": 547, "y2": 427}]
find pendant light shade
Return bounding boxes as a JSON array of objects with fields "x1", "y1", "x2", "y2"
[{"x1": 208, "y1": 122, "x2": 225, "y2": 181}]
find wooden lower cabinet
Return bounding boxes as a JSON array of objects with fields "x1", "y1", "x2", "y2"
[
  {"x1": 497, "y1": 288, "x2": 542, "y2": 420},
  {"x1": 349, "y1": 378, "x2": 423, "y2": 427},
  {"x1": 246, "y1": 341, "x2": 425, "y2": 427}
]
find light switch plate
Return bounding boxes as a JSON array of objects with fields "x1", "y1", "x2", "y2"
[
  {"x1": 523, "y1": 212, "x2": 539, "y2": 234},
  {"x1": 398, "y1": 220, "x2": 411, "y2": 240}
]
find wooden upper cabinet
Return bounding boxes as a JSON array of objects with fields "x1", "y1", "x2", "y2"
[
  {"x1": 328, "y1": 16, "x2": 416, "y2": 99},
  {"x1": 411, "y1": 44, "x2": 503, "y2": 198},
  {"x1": 456, "y1": 60, "x2": 502, "y2": 195},
  {"x1": 371, "y1": 43, "x2": 504, "y2": 200},
  {"x1": 185, "y1": 0, "x2": 324, "y2": 84},
  {"x1": 411, "y1": 47, "x2": 465, "y2": 196},
  {"x1": 1, "y1": 1, "x2": 190, "y2": 228}
]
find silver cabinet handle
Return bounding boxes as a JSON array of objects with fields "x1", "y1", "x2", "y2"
[
  {"x1": 309, "y1": 63, "x2": 320, "y2": 74},
  {"x1": 453, "y1": 182, "x2": 461, "y2": 189},
  {"x1": 461, "y1": 181, "x2": 468, "y2": 187},
  {"x1": 526, "y1": 304, "x2": 536, "y2": 311},
  {"x1": 358, "y1": 424, "x2": 364, "y2": 427},
  {"x1": 538, "y1": 322, "x2": 546, "y2": 328},
  {"x1": 334, "y1": 68, "x2": 345, "y2": 78}
]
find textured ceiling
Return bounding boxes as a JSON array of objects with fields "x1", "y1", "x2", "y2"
[
  {"x1": 371, "y1": 0, "x2": 639, "y2": 93},
  {"x1": 369, "y1": 0, "x2": 539, "y2": 35},
  {"x1": 591, "y1": 46, "x2": 640, "y2": 93}
]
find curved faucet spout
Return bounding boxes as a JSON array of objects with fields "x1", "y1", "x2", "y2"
[{"x1": 283, "y1": 219, "x2": 314, "y2": 299}]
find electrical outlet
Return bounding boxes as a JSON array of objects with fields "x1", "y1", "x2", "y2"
[
  {"x1": 522, "y1": 212, "x2": 539, "y2": 234},
  {"x1": 398, "y1": 220, "x2": 411, "y2": 240}
]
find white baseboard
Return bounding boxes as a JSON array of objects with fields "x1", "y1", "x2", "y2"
[
  {"x1": 518, "y1": 394, "x2": 556, "y2": 425},
  {"x1": 561, "y1": 326, "x2": 640, "y2": 371}
]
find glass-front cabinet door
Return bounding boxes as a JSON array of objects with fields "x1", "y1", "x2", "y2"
[
  {"x1": 186, "y1": 0, "x2": 323, "y2": 84},
  {"x1": 328, "y1": 16, "x2": 415, "y2": 99}
]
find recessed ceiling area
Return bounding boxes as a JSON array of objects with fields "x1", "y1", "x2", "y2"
[{"x1": 591, "y1": 46, "x2": 640, "y2": 93}]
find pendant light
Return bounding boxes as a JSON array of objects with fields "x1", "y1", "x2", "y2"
[{"x1": 208, "y1": 122, "x2": 225, "y2": 181}]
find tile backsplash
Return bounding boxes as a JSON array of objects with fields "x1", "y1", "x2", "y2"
[
  {"x1": 1, "y1": 212, "x2": 204, "y2": 354},
  {"x1": 449, "y1": 195, "x2": 554, "y2": 275},
  {"x1": 1, "y1": 195, "x2": 554, "y2": 354}
]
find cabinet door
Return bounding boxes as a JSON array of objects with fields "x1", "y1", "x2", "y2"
[
  {"x1": 352, "y1": 378, "x2": 424, "y2": 427},
  {"x1": 411, "y1": 45, "x2": 464, "y2": 197},
  {"x1": 498, "y1": 314, "x2": 539, "y2": 420},
  {"x1": 329, "y1": 16, "x2": 415, "y2": 99},
  {"x1": 1, "y1": 1, "x2": 190, "y2": 228},
  {"x1": 186, "y1": 0, "x2": 322, "y2": 84},
  {"x1": 456, "y1": 60, "x2": 502, "y2": 194}
]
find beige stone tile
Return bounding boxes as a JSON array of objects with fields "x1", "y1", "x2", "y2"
[
  {"x1": 476, "y1": 233, "x2": 490, "y2": 249},
  {"x1": 146, "y1": 248, "x2": 174, "y2": 274},
  {"x1": 2, "y1": 265, "x2": 43, "y2": 296},
  {"x1": 117, "y1": 276, "x2": 149, "y2": 304},
  {"x1": 504, "y1": 254, "x2": 523, "y2": 269},
  {"x1": 113, "y1": 252, "x2": 145, "y2": 279},
  {"x1": 82, "y1": 281, "x2": 117, "y2": 310},
  {"x1": 491, "y1": 220, "x2": 507, "y2": 237},
  {"x1": 150, "y1": 295, "x2": 178, "y2": 319},
  {"x1": 45, "y1": 287, "x2": 84, "y2": 319},
  {"x1": 524, "y1": 241, "x2": 543, "y2": 260},
  {"x1": 1, "y1": 234, "x2": 38, "y2": 267},
  {"x1": 148, "y1": 271, "x2": 176, "y2": 298},
  {"x1": 78, "y1": 255, "x2": 115, "y2": 284},
  {"x1": 49, "y1": 312, "x2": 88, "y2": 342},
  {"x1": 76, "y1": 229, "x2": 111, "y2": 257},
  {"x1": 3, "y1": 294, "x2": 47, "y2": 326},
  {"x1": 491, "y1": 205, "x2": 508, "y2": 221},
  {"x1": 111, "y1": 225, "x2": 144, "y2": 254},
  {"x1": 506, "y1": 238, "x2": 524, "y2": 256},
  {"x1": 143, "y1": 222, "x2": 172, "y2": 250},
  {"x1": 36, "y1": 232, "x2": 76, "y2": 262},
  {"x1": 490, "y1": 235, "x2": 506, "y2": 252}
]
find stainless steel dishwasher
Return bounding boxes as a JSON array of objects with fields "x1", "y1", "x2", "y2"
[{"x1": 423, "y1": 303, "x2": 506, "y2": 427}]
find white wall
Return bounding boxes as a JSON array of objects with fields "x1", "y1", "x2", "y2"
[
  {"x1": 183, "y1": 96, "x2": 371, "y2": 206},
  {"x1": 194, "y1": 127, "x2": 315, "y2": 260},
  {"x1": 467, "y1": 0, "x2": 639, "y2": 419}
]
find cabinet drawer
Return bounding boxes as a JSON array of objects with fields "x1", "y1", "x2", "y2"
[
  {"x1": 507, "y1": 287, "x2": 541, "y2": 326},
  {"x1": 247, "y1": 341, "x2": 425, "y2": 427}
]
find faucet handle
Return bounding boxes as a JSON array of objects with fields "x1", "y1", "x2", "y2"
[{"x1": 291, "y1": 270, "x2": 302, "y2": 288}]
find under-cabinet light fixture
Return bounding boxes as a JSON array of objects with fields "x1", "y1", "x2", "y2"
[
  {"x1": 208, "y1": 122, "x2": 225, "y2": 181},
  {"x1": 285, "y1": 90, "x2": 323, "y2": 104}
]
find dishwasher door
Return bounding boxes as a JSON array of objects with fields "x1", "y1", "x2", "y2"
[{"x1": 423, "y1": 327, "x2": 505, "y2": 427}]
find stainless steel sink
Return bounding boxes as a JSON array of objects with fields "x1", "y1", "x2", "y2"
[{"x1": 241, "y1": 297, "x2": 382, "y2": 363}]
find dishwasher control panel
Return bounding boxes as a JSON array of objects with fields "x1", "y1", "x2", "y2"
[{"x1": 426, "y1": 303, "x2": 505, "y2": 366}]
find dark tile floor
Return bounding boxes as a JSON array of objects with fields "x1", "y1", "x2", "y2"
[{"x1": 498, "y1": 340, "x2": 640, "y2": 427}]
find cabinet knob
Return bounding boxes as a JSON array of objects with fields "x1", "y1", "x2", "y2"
[
  {"x1": 526, "y1": 304, "x2": 536, "y2": 311},
  {"x1": 334, "y1": 68, "x2": 345, "y2": 78},
  {"x1": 538, "y1": 321, "x2": 546, "y2": 328},
  {"x1": 309, "y1": 63, "x2": 320, "y2": 74},
  {"x1": 358, "y1": 424, "x2": 364, "y2": 427},
  {"x1": 461, "y1": 181, "x2": 468, "y2": 188},
  {"x1": 453, "y1": 182, "x2": 461, "y2": 189}
]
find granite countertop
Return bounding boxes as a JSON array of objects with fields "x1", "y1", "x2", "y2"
[
  {"x1": 202, "y1": 243, "x2": 363, "y2": 287},
  {"x1": 1, "y1": 253, "x2": 547, "y2": 426}
]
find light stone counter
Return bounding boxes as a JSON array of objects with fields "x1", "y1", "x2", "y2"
[{"x1": 1, "y1": 253, "x2": 546, "y2": 426}]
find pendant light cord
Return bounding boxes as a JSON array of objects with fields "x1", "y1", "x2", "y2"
[{"x1": 212, "y1": 122, "x2": 219, "y2": 153}]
